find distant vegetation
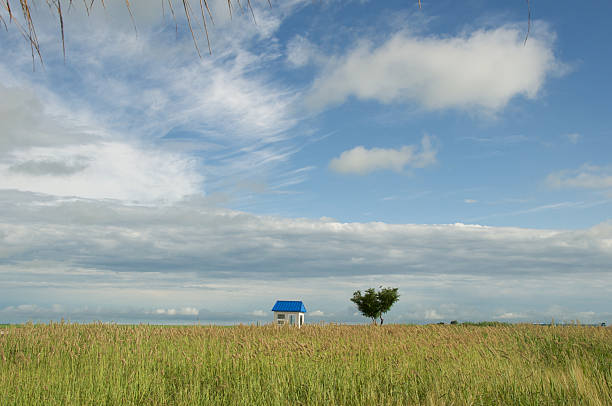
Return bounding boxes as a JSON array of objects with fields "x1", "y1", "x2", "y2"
[
  {"x1": 0, "y1": 322, "x2": 611, "y2": 405},
  {"x1": 459, "y1": 321, "x2": 510, "y2": 327}
]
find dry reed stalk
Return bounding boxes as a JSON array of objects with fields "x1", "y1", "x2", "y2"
[{"x1": 2, "y1": 0, "x2": 446, "y2": 65}]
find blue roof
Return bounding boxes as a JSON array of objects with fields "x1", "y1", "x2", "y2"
[{"x1": 271, "y1": 300, "x2": 307, "y2": 313}]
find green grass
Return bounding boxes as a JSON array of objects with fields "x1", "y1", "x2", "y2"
[{"x1": 1, "y1": 323, "x2": 610, "y2": 405}]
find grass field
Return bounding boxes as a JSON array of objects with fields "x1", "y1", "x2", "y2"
[{"x1": 0, "y1": 323, "x2": 610, "y2": 405}]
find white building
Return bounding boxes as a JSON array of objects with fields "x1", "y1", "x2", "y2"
[{"x1": 272, "y1": 300, "x2": 306, "y2": 328}]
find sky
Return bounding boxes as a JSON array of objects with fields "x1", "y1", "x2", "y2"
[{"x1": 0, "y1": 0, "x2": 611, "y2": 325}]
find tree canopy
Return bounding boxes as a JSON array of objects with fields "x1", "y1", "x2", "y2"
[{"x1": 351, "y1": 286, "x2": 399, "y2": 325}]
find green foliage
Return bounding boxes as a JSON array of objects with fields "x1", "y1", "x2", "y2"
[
  {"x1": 0, "y1": 323, "x2": 610, "y2": 405},
  {"x1": 351, "y1": 286, "x2": 399, "y2": 324},
  {"x1": 350, "y1": 288, "x2": 379, "y2": 321}
]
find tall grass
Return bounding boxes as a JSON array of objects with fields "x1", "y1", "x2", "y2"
[{"x1": 1, "y1": 323, "x2": 610, "y2": 405}]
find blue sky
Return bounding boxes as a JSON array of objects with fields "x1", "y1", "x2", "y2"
[{"x1": 0, "y1": 0, "x2": 610, "y2": 324}]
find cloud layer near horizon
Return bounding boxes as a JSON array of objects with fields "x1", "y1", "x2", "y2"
[
  {"x1": 2, "y1": 192, "x2": 610, "y2": 277},
  {"x1": 0, "y1": 192, "x2": 610, "y2": 323}
]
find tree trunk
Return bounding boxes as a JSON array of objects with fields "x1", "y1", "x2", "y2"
[{"x1": 380, "y1": 317, "x2": 384, "y2": 325}]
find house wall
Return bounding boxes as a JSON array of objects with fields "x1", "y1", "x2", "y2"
[{"x1": 274, "y1": 312, "x2": 304, "y2": 327}]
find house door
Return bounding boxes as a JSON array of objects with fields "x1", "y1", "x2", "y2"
[{"x1": 300, "y1": 314, "x2": 303, "y2": 326}]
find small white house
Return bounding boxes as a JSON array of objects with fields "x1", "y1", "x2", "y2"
[{"x1": 272, "y1": 300, "x2": 306, "y2": 328}]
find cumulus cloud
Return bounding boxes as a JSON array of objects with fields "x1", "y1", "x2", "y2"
[
  {"x1": 329, "y1": 135, "x2": 436, "y2": 175},
  {"x1": 306, "y1": 25, "x2": 563, "y2": 113},
  {"x1": 547, "y1": 164, "x2": 612, "y2": 191}
]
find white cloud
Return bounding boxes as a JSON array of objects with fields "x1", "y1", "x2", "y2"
[
  {"x1": 1, "y1": 194, "x2": 611, "y2": 283},
  {"x1": 0, "y1": 143, "x2": 202, "y2": 203},
  {"x1": 0, "y1": 82, "x2": 204, "y2": 203},
  {"x1": 286, "y1": 35, "x2": 318, "y2": 68},
  {"x1": 52, "y1": 2, "x2": 299, "y2": 145},
  {"x1": 306, "y1": 25, "x2": 563, "y2": 113},
  {"x1": 0, "y1": 0, "x2": 311, "y2": 203},
  {"x1": 286, "y1": 35, "x2": 319, "y2": 68},
  {"x1": 329, "y1": 135, "x2": 436, "y2": 175},
  {"x1": 310, "y1": 310, "x2": 325, "y2": 317},
  {"x1": 154, "y1": 307, "x2": 199, "y2": 316},
  {"x1": 251, "y1": 310, "x2": 267, "y2": 317},
  {"x1": 565, "y1": 133, "x2": 582, "y2": 144},
  {"x1": 464, "y1": 199, "x2": 478, "y2": 204},
  {"x1": 495, "y1": 312, "x2": 527, "y2": 319},
  {"x1": 0, "y1": 84, "x2": 101, "y2": 153},
  {"x1": 0, "y1": 303, "x2": 265, "y2": 323},
  {"x1": 547, "y1": 164, "x2": 612, "y2": 191},
  {"x1": 424, "y1": 309, "x2": 444, "y2": 320}
]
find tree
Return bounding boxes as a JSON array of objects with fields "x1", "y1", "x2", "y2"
[{"x1": 351, "y1": 286, "x2": 399, "y2": 325}]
